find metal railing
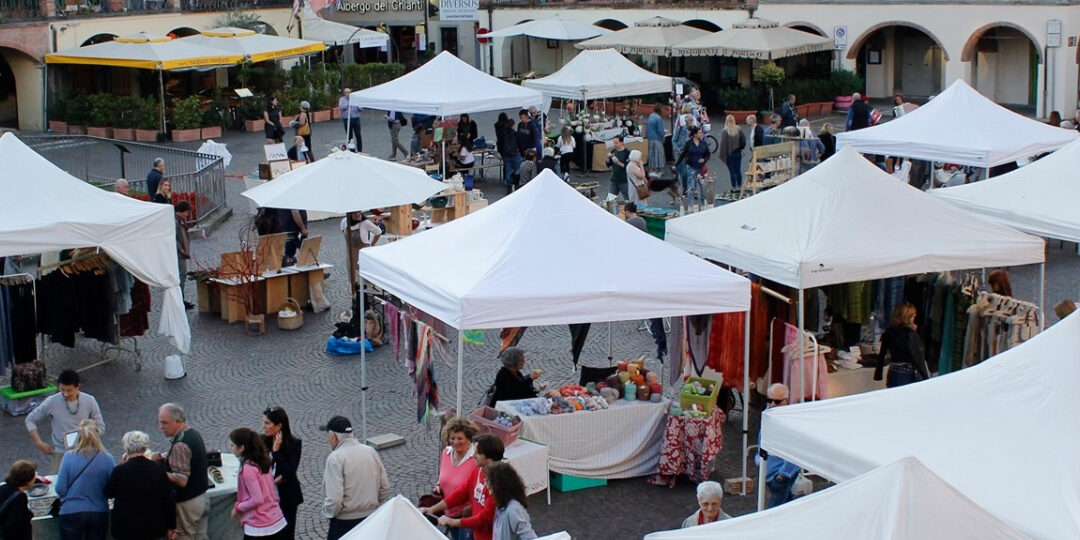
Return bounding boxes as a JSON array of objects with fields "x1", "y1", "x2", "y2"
[
  {"x1": 23, "y1": 135, "x2": 226, "y2": 227},
  {"x1": 181, "y1": 0, "x2": 289, "y2": 13},
  {"x1": 1, "y1": 0, "x2": 41, "y2": 19}
]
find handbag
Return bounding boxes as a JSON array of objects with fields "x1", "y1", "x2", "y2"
[
  {"x1": 50, "y1": 453, "x2": 98, "y2": 517},
  {"x1": 12, "y1": 360, "x2": 46, "y2": 392},
  {"x1": 297, "y1": 113, "x2": 312, "y2": 136},
  {"x1": 634, "y1": 181, "x2": 650, "y2": 200}
]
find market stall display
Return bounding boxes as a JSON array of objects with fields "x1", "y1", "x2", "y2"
[
  {"x1": 759, "y1": 312, "x2": 1080, "y2": 540},
  {"x1": 644, "y1": 457, "x2": 1033, "y2": 540},
  {"x1": 504, "y1": 439, "x2": 551, "y2": 504},
  {"x1": 649, "y1": 406, "x2": 725, "y2": 487}
]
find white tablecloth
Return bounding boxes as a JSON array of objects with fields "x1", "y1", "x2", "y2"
[
  {"x1": 28, "y1": 454, "x2": 242, "y2": 540},
  {"x1": 504, "y1": 439, "x2": 549, "y2": 503},
  {"x1": 496, "y1": 399, "x2": 669, "y2": 479}
]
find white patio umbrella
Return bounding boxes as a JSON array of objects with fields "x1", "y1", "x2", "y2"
[
  {"x1": 575, "y1": 16, "x2": 712, "y2": 56},
  {"x1": 483, "y1": 15, "x2": 610, "y2": 40},
  {"x1": 181, "y1": 27, "x2": 325, "y2": 62},
  {"x1": 672, "y1": 18, "x2": 835, "y2": 59},
  {"x1": 300, "y1": 7, "x2": 389, "y2": 47}
]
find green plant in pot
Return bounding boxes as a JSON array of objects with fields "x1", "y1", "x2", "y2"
[
  {"x1": 49, "y1": 92, "x2": 69, "y2": 131},
  {"x1": 831, "y1": 69, "x2": 863, "y2": 96},
  {"x1": 137, "y1": 97, "x2": 160, "y2": 131},
  {"x1": 172, "y1": 96, "x2": 203, "y2": 131},
  {"x1": 66, "y1": 93, "x2": 90, "y2": 130},
  {"x1": 86, "y1": 93, "x2": 116, "y2": 127},
  {"x1": 753, "y1": 62, "x2": 786, "y2": 112}
]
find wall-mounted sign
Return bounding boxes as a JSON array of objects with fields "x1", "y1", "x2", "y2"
[
  {"x1": 331, "y1": 0, "x2": 424, "y2": 25},
  {"x1": 439, "y1": 0, "x2": 479, "y2": 21}
]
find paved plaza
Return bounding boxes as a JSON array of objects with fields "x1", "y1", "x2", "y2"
[{"x1": 2, "y1": 109, "x2": 1078, "y2": 539}]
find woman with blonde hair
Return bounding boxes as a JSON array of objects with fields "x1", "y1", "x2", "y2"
[
  {"x1": 874, "y1": 302, "x2": 929, "y2": 387},
  {"x1": 818, "y1": 123, "x2": 836, "y2": 161},
  {"x1": 151, "y1": 178, "x2": 172, "y2": 205},
  {"x1": 55, "y1": 419, "x2": 115, "y2": 540},
  {"x1": 717, "y1": 114, "x2": 746, "y2": 192}
]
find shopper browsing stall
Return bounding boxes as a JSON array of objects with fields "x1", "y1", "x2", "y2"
[
  {"x1": 433, "y1": 417, "x2": 480, "y2": 540},
  {"x1": 421, "y1": 434, "x2": 505, "y2": 540},
  {"x1": 681, "y1": 481, "x2": 731, "y2": 528}
]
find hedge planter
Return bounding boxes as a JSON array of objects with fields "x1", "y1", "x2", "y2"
[
  {"x1": 796, "y1": 104, "x2": 810, "y2": 118},
  {"x1": 245, "y1": 119, "x2": 265, "y2": 133},
  {"x1": 821, "y1": 102, "x2": 834, "y2": 114},
  {"x1": 172, "y1": 128, "x2": 201, "y2": 143},
  {"x1": 48, "y1": 120, "x2": 68, "y2": 133},
  {"x1": 68, "y1": 125, "x2": 87, "y2": 135},
  {"x1": 135, "y1": 129, "x2": 158, "y2": 142},
  {"x1": 87, "y1": 126, "x2": 113, "y2": 138},
  {"x1": 331, "y1": 108, "x2": 342, "y2": 120},
  {"x1": 313, "y1": 109, "x2": 332, "y2": 123},
  {"x1": 834, "y1": 95, "x2": 853, "y2": 110},
  {"x1": 113, "y1": 127, "x2": 135, "y2": 141},
  {"x1": 201, "y1": 125, "x2": 222, "y2": 139}
]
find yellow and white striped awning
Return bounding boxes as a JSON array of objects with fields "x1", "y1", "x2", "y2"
[
  {"x1": 182, "y1": 27, "x2": 325, "y2": 63},
  {"x1": 45, "y1": 32, "x2": 243, "y2": 70}
]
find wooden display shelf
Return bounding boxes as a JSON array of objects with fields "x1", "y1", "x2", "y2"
[{"x1": 740, "y1": 141, "x2": 796, "y2": 199}]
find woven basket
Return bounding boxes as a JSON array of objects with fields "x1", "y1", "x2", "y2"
[{"x1": 276, "y1": 298, "x2": 303, "y2": 331}]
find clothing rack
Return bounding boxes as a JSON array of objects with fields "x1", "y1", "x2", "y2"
[
  {"x1": 35, "y1": 249, "x2": 104, "y2": 274},
  {"x1": 0, "y1": 272, "x2": 43, "y2": 373},
  {"x1": 761, "y1": 285, "x2": 791, "y2": 304},
  {"x1": 366, "y1": 291, "x2": 450, "y2": 343},
  {"x1": 767, "y1": 317, "x2": 821, "y2": 402}
]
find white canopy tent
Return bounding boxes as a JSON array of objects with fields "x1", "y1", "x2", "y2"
[
  {"x1": 665, "y1": 147, "x2": 1045, "y2": 491},
  {"x1": 931, "y1": 137, "x2": 1080, "y2": 242},
  {"x1": 672, "y1": 18, "x2": 835, "y2": 60},
  {"x1": 575, "y1": 16, "x2": 712, "y2": 56},
  {"x1": 349, "y1": 51, "x2": 542, "y2": 117},
  {"x1": 299, "y1": 7, "x2": 389, "y2": 47},
  {"x1": 483, "y1": 15, "x2": 609, "y2": 40},
  {"x1": 339, "y1": 495, "x2": 447, "y2": 539},
  {"x1": 835, "y1": 79, "x2": 1078, "y2": 168},
  {"x1": 645, "y1": 457, "x2": 1033, "y2": 540},
  {"x1": 523, "y1": 48, "x2": 671, "y2": 113},
  {"x1": 760, "y1": 311, "x2": 1080, "y2": 540},
  {"x1": 0, "y1": 132, "x2": 190, "y2": 353},
  {"x1": 357, "y1": 170, "x2": 750, "y2": 440}
]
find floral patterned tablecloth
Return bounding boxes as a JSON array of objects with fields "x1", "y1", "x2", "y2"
[{"x1": 648, "y1": 407, "x2": 725, "y2": 487}]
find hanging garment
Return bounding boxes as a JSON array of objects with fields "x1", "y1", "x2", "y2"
[
  {"x1": 748, "y1": 283, "x2": 770, "y2": 382},
  {"x1": 118, "y1": 281, "x2": 150, "y2": 338},
  {"x1": 385, "y1": 302, "x2": 401, "y2": 361},
  {"x1": 669, "y1": 317, "x2": 685, "y2": 385},
  {"x1": 414, "y1": 325, "x2": 440, "y2": 423},
  {"x1": 647, "y1": 319, "x2": 666, "y2": 363},
  {"x1": 951, "y1": 290, "x2": 974, "y2": 373},
  {"x1": 937, "y1": 290, "x2": 956, "y2": 375},
  {"x1": 37, "y1": 271, "x2": 79, "y2": 347},
  {"x1": 706, "y1": 312, "x2": 746, "y2": 390},
  {"x1": 781, "y1": 341, "x2": 829, "y2": 401},
  {"x1": 405, "y1": 316, "x2": 419, "y2": 375},
  {"x1": 463, "y1": 330, "x2": 484, "y2": 346},
  {"x1": 569, "y1": 324, "x2": 591, "y2": 367},
  {"x1": 686, "y1": 315, "x2": 711, "y2": 376},
  {"x1": 499, "y1": 327, "x2": 527, "y2": 355},
  {"x1": 6, "y1": 281, "x2": 37, "y2": 363},
  {"x1": 0, "y1": 286, "x2": 13, "y2": 373}
]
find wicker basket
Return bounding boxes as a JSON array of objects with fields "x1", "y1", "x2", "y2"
[{"x1": 276, "y1": 298, "x2": 303, "y2": 331}]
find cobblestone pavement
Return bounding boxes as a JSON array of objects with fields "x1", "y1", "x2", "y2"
[{"x1": 3, "y1": 109, "x2": 1078, "y2": 539}]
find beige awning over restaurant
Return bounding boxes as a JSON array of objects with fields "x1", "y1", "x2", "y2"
[
  {"x1": 182, "y1": 27, "x2": 325, "y2": 63},
  {"x1": 672, "y1": 18, "x2": 836, "y2": 60},
  {"x1": 575, "y1": 17, "x2": 712, "y2": 56}
]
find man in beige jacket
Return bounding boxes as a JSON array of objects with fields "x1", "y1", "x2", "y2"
[{"x1": 320, "y1": 415, "x2": 390, "y2": 540}]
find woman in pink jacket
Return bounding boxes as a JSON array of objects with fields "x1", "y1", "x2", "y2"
[{"x1": 228, "y1": 427, "x2": 287, "y2": 538}]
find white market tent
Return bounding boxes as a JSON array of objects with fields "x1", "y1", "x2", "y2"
[
  {"x1": 182, "y1": 27, "x2": 325, "y2": 63},
  {"x1": 299, "y1": 7, "x2": 389, "y2": 47},
  {"x1": 0, "y1": 132, "x2": 190, "y2": 353},
  {"x1": 665, "y1": 146, "x2": 1045, "y2": 477},
  {"x1": 349, "y1": 50, "x2": 542, "y2": 117},
  {"x1": 931, "y1": 137, "x2": 1080, "y2": 243},
  {"x1": 665, "y1": 147, "x2": 1046, "y2": 290},
  {"x1": 835, "y1": 79, "x2": 1078, "y2": 168},
  {"x1": 357, "y1": 171, "x2": 750, "y2": 436},
  {"x1": 644, "y1": 457, "x2": 1033, "y2": 540},
  {"x1": 523, "y1": 48, "x2": 671, "y2": 104},
  {"x1": 575, "y1": 16, "x2": 712, "y2": 56},
  {"x1": 339, "y1": 495, "x2": 447, "y2": 539},
  {"x1": 760, "y1": 311, "x2": 1080, "y2": 540},
  {"x1": 483, "y1": 15, "x2": 609, "y2": 40},
  {"x1": 672, "y1": 18, "x2": 835, "y2": 60}
]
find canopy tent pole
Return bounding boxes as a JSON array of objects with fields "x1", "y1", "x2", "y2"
[
  {"x1": 1039, "y1": 262, "x2": 1046, "y2": 331},
  {"x1": 757, "y1": 452, "x2": 767, "y2": 510},
  {"x1": 797, "y1": 287, "x2": 805, "y2": 402},
  {"x1": 346, "y1": 217, "x2": 357, "y2": 292},
  {"x1": 741, "y1": 306, "x2": 751, "y2": 495},
  {"x1": 456, "y1": 330, "x2": 464, "y2": 415},
  {"x1": 158, "y1": 69, "x2": 166, "y2": 135},
  {"x1": 441, "y1": 116, "x2": 447, "y2": 178},
  {"x1": 359, "y1": 276, "x2": 369, "y2": 442}
]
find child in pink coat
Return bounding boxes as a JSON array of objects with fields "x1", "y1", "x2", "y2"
[{"x1": 228, "y1": 427, "x2": 287, "y2": 537}]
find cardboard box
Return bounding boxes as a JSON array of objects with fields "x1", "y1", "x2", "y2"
[{"x1": 724, "y1": 476, "x2": 755, "y2": 495}]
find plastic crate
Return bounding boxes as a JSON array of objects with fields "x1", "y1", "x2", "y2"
[
  {"x1": 1, "y1": 384, "x2": 56, "y2": 416},
  {"x1": 470, "y1": 406, "x2": 522, "y2": 447},
  {"x1": 679, "y1": 376, "x2": 720, "y2": 414},
  {"x1": 550, "y1": 471, "x2": 607, "y2": 492}
]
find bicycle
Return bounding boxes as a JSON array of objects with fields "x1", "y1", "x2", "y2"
[{"x1": 704, "y1": 134, "x2": 719, "y2": 157}]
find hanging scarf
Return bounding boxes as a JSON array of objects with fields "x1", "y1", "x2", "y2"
[
  {"x1": 648, "y1": 318, "x2": 667, "y2": 363},
  {"x1": 385, "y1": 303, "x2": 401, "y2": 361},
  {"x1": 569, "y1": 323, "x2": 591, "y2": 367},
  {"x1": 499, "y1": 327, "x2": 527, "y2": 356},
  {"x1": 414, "y1": 325, "x2": 440, "y2": 423},
  {"x1": 463, "y1": 329, "x2": 485, "y2": 345}
]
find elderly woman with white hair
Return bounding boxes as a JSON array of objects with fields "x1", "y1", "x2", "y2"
[
  {"x1": 626, "y1": 149, "x2": 648, "y2": 204},
  {"x1": 104, "y1": 431, "x2": 176, "y2": 540},
  {"x1": 681, "y1": 481, "x2": 731, "y2": 528},
  {"x1": 489, "y1": 347, "x2": 546, "y2": 407}
]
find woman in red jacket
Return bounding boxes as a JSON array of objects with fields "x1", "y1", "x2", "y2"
[{"x1": 421, "y1": 435, "x2": 505, "y2": 540}]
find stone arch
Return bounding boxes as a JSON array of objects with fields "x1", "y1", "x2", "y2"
[
  {"x1": 0, "y1": 40, "x2": 39, "y2": 63},
  {"x1": 961, "y1": 22, "x2": 1042, "y2": 63},
  {"x1": 785, "y1": 22, "x2": 827, "y2": 37},
  {"x1": 0, "y1": 45, "x2": 41, "y2": 129},
  {"x1": 682, "y1": 19, "x2": 721, "y2": 33},
  {"x1": 81, "y1": 33, "x2": 116, "y2": 47},
  {"x1": 846, "y1": 21, "x2": 949, "y2": 61},
  {"x1": 594, "y1": 19, "x2": 628, "y2": 31},
  {"x1": 257, "y1": 23, "x2": 279, "y2": 36}
]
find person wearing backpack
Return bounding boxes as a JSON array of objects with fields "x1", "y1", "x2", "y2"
[{"x1": 386, "y1": 110, "x2": 408, "y2": 160}]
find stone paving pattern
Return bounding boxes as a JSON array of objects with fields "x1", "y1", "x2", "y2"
[{"x1": 2, "y1": 109, "x2": 1077, "y2": 539}]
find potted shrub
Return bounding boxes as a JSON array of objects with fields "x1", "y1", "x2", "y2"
[
  {"x1": 753, "y1": 62, "x2": 786, "y2": 113},
  {"x1": 112, "y1": 97, "x2": 138, "y2": 141},
  {"x1": 200, "y1": 96, "x2": 226, "y2": 139},
  {"x1": 66, "y1": 93, "x2": 90, "y2": 135},
  {"x1": 135, "y1": 97, "x2": 161, "y2": 142},
  {"x1": 831, "y1": 69, "x2": 863, "y2": 110},
  {"x1": 171, "y1": 96, "x2": 203, "y2": 142},
  {"x1": 243, "y1": 98, "x2": 265, "y2": 132},
  {"x1": 86, "y1": 93, "x2": 115, "y2": 138},
  {"x1": 49, "y1": 93, "x2": 69, "y2": 133}
]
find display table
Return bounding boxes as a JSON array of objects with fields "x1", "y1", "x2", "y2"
[
  {"x1": 504, "y1": 439, "x2": 551, "y2": 504},
  {"x1": 208, "y1": 264, "x2": 332, "y2": 323},
  {"x1": 495, "y1": 398, "x2": 669, "y2": 479},
  {"x1": 648, "y1": 408, "x2": 726, "y2": 487},
  {"x1": 28, "y1": 454, "x2": 242, "y2": 540},
  {"x1": 827, "y1": 366, "x2": 886, "y2": 398}
]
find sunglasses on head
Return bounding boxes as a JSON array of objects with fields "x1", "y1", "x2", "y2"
[{"x1": 264, "y1": 406, "x2": 282, "y2": 415}]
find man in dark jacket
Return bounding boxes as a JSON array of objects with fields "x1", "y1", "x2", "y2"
[
  {"x1": 745, "y1": 114, "x2": 764, "y2": 151},
  {"x1": 847, "y1": 92, "x2": 872, "y2": 131},
  {"x1": 779, "y1": 94, "x2": 797, "y2": 128},
  {"x1": 496, "y1": 113, "x2": 522, "y2": 190},
  {"x1": 515, "y1": 109, "x2": 537, "y2": 156},
  {"x1": 145, "y1": 158, "x2": 165, "y2": 199},
  {"x1": 156, "y1": 403, "x2": 209, "y2": 540}
]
